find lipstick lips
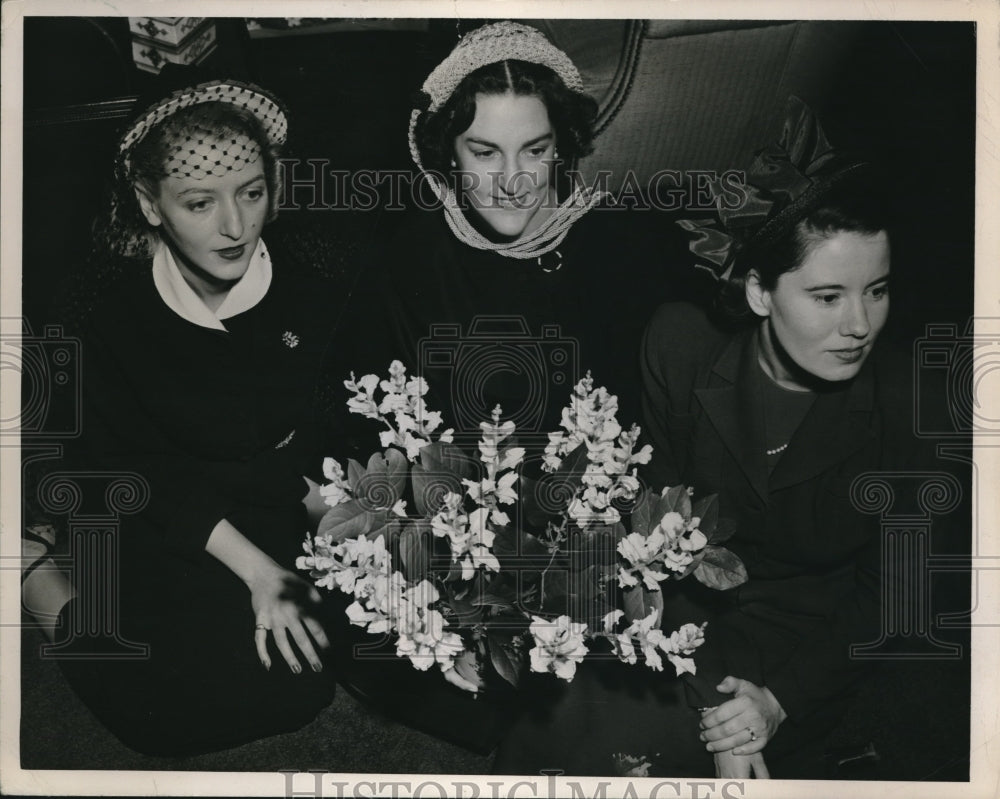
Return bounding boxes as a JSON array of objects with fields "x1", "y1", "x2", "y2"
[
  {"x1": 215, "y1": 244, "x2": 247, "y2": 261},
  {"x1": 831, "y1": 345, "x2": 866, "y2": 364}
]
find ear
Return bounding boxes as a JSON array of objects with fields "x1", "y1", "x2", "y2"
[
  {"x1": 745, "y1": 269, "x2": 772, "y2": 318},
  {"x1": 134, "y1": 184, "x2": 162, "y2": 227}
]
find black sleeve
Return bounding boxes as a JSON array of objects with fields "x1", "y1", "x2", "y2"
[{"x1": 77, "y1": 319, "x2": 238, "y2": 558}]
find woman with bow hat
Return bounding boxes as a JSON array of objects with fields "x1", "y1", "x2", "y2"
[
  {"x1": 33, "y1": 66, "x2": 341, "y2": 756},
  {"x1": 494, "y1": 98, "x2": 927, "y2": 779}
]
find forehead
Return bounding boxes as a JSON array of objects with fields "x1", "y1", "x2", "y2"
[
  {"x1": 462, "y1": 92, "x2": 552, "y2": 142},
  {"x1": 162, "y1": 128, "x2": 263, "y2": 180},
  {"x1": 787, "y1": 230, "x2": 891, "y2": 284},
  {"x1": 159, "y1": 154, "x2": 266, "y2": 195}
]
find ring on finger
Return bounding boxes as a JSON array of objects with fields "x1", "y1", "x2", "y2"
[
  {"x1": 255, "y1": 624, "x2": 270, "y2": 631},
  {"x1": 746, "y1": 726, "x2": 758, "y2": 742}
]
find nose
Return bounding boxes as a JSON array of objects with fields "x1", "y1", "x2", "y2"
[
  {"x1": 498, "y1": 154, "x2": 528, "y2": 197},
  {"x1": 219, "y1": 196, "x2": 244, "y2": 241},
  {"x1": 840, "y1": 296, "x2": 871, "y2": 339}
]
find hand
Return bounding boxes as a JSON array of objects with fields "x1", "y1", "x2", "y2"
[
  {"x1": 248, "y1": 564, "x2": 330, "y2": 674},
  {"x1": 714, "y1": 749, "x2": 770, "y2": 779},
  {"x1": 699, "y1": 675, "x2": 787, "y2": 755}
]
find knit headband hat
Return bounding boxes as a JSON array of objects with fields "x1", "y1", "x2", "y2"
[
  {"x1": 117, "y1": 64, "x2": 288, "y2": 181},
  {"x1": 408, "y1": 21, "x2": 604, "y2": 260},
  {"x1": 679, "y1": 96, "x2": 872, "y2": 282}
]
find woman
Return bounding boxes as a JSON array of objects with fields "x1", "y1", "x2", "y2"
[
  {"x1": 319, "y1": 21, "x2": 699, "y2": 753},
  {"x1": 494, "y1": 98, "x2": 917, "y2": 778},
  {"x1": 323, "y1": 20, "x2": 701, "y2": 455},
  {"x1": 29, "y1": 66, "x2": 341, "y2": 756}
]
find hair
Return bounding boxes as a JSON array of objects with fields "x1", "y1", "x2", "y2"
[
  {"x1": 94, "y1": 101, "x2": 283, "y2": 260},
  {"x1": 414, "y1": 59, "x2": 598, "y2": 196},
  {"x1": 716, "y1": 169, "x2": 891, "y2": 324}
]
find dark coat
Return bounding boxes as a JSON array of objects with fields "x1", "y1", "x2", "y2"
[
  {"x1": 640, "y1": 301, "x2": 922, "y2": 738},
  {"x1": 494, "y1": 301, "x2": 924, "y2": 778}
]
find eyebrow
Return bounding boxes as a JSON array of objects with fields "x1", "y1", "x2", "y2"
[
  {"x1": 174, "y1": 174, "x2": 266, "y2": 197},
  {"x1": 464, "y1": 133, "x2": 554, "y2": 148},
  {"x1": 804, "y1": 275, "x2": 891, "y2": 291}
]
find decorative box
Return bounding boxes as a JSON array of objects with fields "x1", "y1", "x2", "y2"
[
  {"x1": 128, "y1": 17, "x2": 205, "y2": 46},
  {"x1": 130, "y1": 19, "x2": 216, "y2": 74}
]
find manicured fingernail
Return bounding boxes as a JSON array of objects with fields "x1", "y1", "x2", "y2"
[
  {"x1": 312, "y1": 662, "x2": 322, "y2": 672},
  {"x1": 291, "y1": 663, "x2": 302, "y2": 674},
  {"x1": 699, "y1": 733, "x2": 706, "y2": 742},
  {"x1": 263, "y1": 659, "x2": 271, "y2": 671}
]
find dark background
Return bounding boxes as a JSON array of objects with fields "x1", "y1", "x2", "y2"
[{"x1": 17, "y1": 17, "x2": 975, "y2": 780}]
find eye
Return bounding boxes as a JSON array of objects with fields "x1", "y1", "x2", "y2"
[
  {"x1": 525, "y1": 146, "x2": 548, "y2": 158},
  {"x1": 243, "y1": 187, "x2": 266, "y2": 202},
  {"x1": 814, "y1": 293, "x2": 840, "y2": 305},
  {"x1": 869, "y1": 284, "x2": 890, "y2": 301},
  {"x1": 471, "y1": 148, "x2": 496, "y2": 160},
  {"x1": 185, "y1": 198, "x2": 212, "y2": 212}
]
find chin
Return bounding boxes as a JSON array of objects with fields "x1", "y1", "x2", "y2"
[{"x1": 476, "y1": 209, "x2": 537, "y2": 241}]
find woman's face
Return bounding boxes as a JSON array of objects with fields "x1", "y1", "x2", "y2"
[
  {"x1": 136, "y1": 133, "x2": 268, "y2": 298},
  {"x1": 452, "y1": 92, "x2": 557, "y2": 241},
  {"x1": 750, "y1": 229, "x2": 891, "y2": 389}
]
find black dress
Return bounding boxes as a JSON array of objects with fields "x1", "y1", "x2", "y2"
[
  {"x1": 55, "y1": 255, "x2": 341, "y2": 756},
  {"x1": 317, "y1": 205, "x2": 703, "y2": 753},
  {"x1": 493, "y1": 302, "x2": 931, "y2": 777}
]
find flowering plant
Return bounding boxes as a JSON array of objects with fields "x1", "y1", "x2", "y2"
[{"x1": 298, "y1": 362, "x2": 746, "y2": 691}]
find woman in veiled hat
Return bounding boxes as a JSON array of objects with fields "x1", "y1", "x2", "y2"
[
  {"x1": 493, "y1": 98, "x2": 928, "y2": 779},
  {"x1": 29, "y1": 66, "x2": 341, "y2": 756}
]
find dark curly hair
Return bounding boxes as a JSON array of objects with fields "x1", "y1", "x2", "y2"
[
  {"x1": 414, "y1": 59, "x2": 598, "y2": 197},
  {"x1": 716, "y1": 168, "x2": 891, "y2": 324},
  {"x1": 94, "y1": 101, "x2": 284, "y2": 260}
]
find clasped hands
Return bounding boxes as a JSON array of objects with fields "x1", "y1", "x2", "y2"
[{"x1": 700, "y1": 675, "x2": 787, "y2": 779}]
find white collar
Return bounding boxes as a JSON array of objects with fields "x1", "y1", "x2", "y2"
[{"x1": 151, "y1": 238, "x2": 273, "y2": 330}]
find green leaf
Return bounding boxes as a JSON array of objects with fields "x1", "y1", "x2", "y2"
[
  {"x1": 318, "y1": 500, "x2": 386, "y2": 543},
  {"x1": 622, "y1": 584, "x2": 663, "y2": 626},
  {"x1": 691, "y1": 493, "x2": 719, "y2": 539},
  {"x1": 420, "y1": 441, "x2": 478, "y2": 482},
  {"x1": 411, "y1": 463, "x2": 461, "y2": 517},
  {"x1": 354, "y1": 451, "x2": 405, "y2": 510},
  {"x1": 630, "y1": 489, "x2": 658, "y2": 538},
  {"x1": 398, "y1": 522, "x2": 430, "y2": 582},
  {"x1": 710, "y1": 517, "x2": 738, "y2": 545},
  {"x1": 553, "y1": 442, "x2": 590, "y2": 493},
  {"x1": 693, "y1": 545, "x2": 748, "y2": 590},
  {"x1": 654, "y1": 484, "x2": 692, "y2": 521},
  {"x1": 488, "y1": 634, "x2": 524, "y2": 688},
  {"x1": 347, "y1": 459, "x2": 366, "y2": 491}
]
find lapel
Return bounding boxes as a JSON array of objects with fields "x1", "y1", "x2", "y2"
[
  {"x1": 769, "y1": 354, "x2": 877, "y2": 492},
  {"x1": 694, "y1": 327, "x2": 879, "y2": 501},
  {"x1": 694, "y1": 328, "x2": 771, "y2": 503}
]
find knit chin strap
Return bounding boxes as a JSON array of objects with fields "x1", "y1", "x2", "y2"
[{"x1": 408, "y1": 21, "x2": 606, "y2": 259}]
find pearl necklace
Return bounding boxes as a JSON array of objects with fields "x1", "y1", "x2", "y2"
[{"x1": 766, "y1": 442, "x2": 789, "y2": 456}]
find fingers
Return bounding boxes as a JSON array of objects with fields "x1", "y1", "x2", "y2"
[
  {"x1": 271, "y1": 626, "x2": 304, "y2": 674},
  {"x1": 700, "y1": 695, "x2": 750, "y2": 733},
  {"x1": 254, "y1": 622, "x2": 271, "y2": 670},
  {"x1": 751, "y1": 753, "x2": 770, "y2": 779},
  {"x1": 303, "y1": 616, "x2": 330, "y2": 651},
  {"x1": 715, "y1": 675, "x2": 743, "y2": 694},
  {"x1": 286, "y1": 618, "x2": 324, "y2": 673}
]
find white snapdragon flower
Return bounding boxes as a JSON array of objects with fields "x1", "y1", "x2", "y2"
[
  {"x1": 319, "y1": 457, "x2": 353, "y2": 507},
  {"x1": 617, "y1": 531, "x2": 671, "y2": 590},
  {"x1": 528, "y1": 615, "x2": 589, "y2": 681}
]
